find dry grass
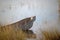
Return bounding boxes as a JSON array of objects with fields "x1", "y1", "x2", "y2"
[
  {"x1": 0, "y1": 26, "x2": 26, "y2": 40},
  {"x1": 41, "y1": 30, "x2": 60, "y2": 40}
]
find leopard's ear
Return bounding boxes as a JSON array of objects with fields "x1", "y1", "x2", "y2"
[
  {"x1": 30, "y1": 16, "x2": 36, "y2": 21},
  {"x1": 31, "y1": 17, "x2": 33, "y2": 20}
]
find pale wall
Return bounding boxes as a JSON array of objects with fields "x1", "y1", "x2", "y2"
[{"x1": 0, "y1": 0, "x2": 59, "y2": 34}]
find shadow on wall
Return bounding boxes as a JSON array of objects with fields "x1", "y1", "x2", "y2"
[
  {"x1": 0, "y1": 16, "x2": 36, "y2": 40},
  {"x1": 3, "y1": 16, "x2": 36, "y2": 30}
]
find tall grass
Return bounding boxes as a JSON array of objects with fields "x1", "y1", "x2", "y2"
[
  {"x1": 41, "y1": 29, "x2": 60, "y2": 40},
  {"x1": 0, "y1": 26, "x2": 26, "y2": 40}
]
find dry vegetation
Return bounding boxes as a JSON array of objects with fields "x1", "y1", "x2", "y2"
[
  {"x1": 0, "y1": 25, "x2": 36, "y2": 40},
  {"x1": 0, "y1": 26, "x2": 26, "y2": 40},
  {"x1": 41, "y1": 29, "x2": 60, "y2": 40}
]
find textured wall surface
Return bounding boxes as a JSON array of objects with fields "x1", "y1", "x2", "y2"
[{"x1": 0, "y1": 0, "x2": 59, "y2": 38}]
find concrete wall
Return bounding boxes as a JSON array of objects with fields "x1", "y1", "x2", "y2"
[{"x1": 0, "y1": 0, "x2": 59, "y2": 34}]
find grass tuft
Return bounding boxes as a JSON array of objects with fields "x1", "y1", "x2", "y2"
[
  {"x1": 41, "y1": 29, "x2": 60, "y2": 40},
  {"x1": 0, "y1": 26, "x2": 26, "y2": 40}
]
